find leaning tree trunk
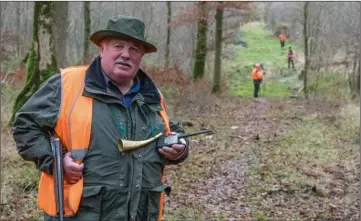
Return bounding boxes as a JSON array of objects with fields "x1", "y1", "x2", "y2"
[
  {"x1": 165, "y1": 1, "x2": 171, "y2": 68},
  {"x1": 212, "y1": 2, "x2": 223, "y2": 93},
  {"x1": 192, "y1": 1, "x2": 208, "y2": 81},
  {"x1": 83, "y1": 1, "x2": 91, "y2": 64},
  {"x1": 9, "y1": 2, "x2": 58, "y2": 126}
]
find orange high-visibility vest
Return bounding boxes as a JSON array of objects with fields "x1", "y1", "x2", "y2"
[
  {"x1": 279, "y1": 34, "x2": 286, "y2": 41},
  {"x1": 37, "y1": 66, "x2": 171, "y2": 218},
  {"x1": 251, "y1": 68, "x2": 263, "y2": 80}
]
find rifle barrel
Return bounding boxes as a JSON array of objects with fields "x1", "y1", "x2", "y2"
[
  {"x1": 52, "y1": 137, "x2": 64, "y2": 221},
  {"x1": 178, "y1": 130, "x2": 213, "y2": 139}
]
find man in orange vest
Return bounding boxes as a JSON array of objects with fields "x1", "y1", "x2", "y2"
[
  {"x1": 279, "y1": 32, "x2": 286, "y2": 49},
  {"x1": 251, "y1": 63, "x2": 264, "y2": 97},
  {"x1": 12, "y1": 15, "x2": 189, "y2": 221}
]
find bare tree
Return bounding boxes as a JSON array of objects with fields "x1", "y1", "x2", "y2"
[
  {"x1": 83, "y1": 1, "x2": 91, "y2": 64},
  {"x1": 16, "y1": 2, "x2": 20, "y2": 57},
  {"x1": 54, "y1": 2, "x2": 69, "y2": 68},
  {"x1": 212, "y1": 2, "x2": 223, "y2": 93},
  {"x1": 165, "y1": 1, "x2": 171, "y2": 68},
  {"x1": 192, "y1": 2, "x2": 208, "y2": 80}
]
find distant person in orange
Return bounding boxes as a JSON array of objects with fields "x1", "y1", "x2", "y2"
[
  {"x1": 251, "y1": 63, "x2": 264, "y2": 97},
  {"x1": 286, "y1": 46, "x2": 296, "y2": 69},
  {"x1": 279, "y1": 32, "x2": 286, "y2": 49}
]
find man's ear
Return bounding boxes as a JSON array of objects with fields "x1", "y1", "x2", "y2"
[{"x1": 99, "y1": 43, "x2": 106, "y2": 57}]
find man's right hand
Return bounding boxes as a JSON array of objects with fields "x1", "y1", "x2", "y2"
[{"x1": 63, "y1": 152, "x2": 84, "y2": 184}]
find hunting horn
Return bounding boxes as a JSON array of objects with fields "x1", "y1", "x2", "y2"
[{"x1": 118, "y1": 132, "x2": 163, "y2": 152}]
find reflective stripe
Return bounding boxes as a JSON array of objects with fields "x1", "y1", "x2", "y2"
[{"x1": 71, "y1": 148, "x2": 88, "y2": 161}]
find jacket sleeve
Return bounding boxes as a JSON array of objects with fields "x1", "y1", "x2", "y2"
[
  {"x1": 11, "y1": 73, "x2": 62, "y2": 175},
  {"x1": 166, "y1": 120, "x2": 190, "y2": 165}
]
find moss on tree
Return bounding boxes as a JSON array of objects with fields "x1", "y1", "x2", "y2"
[
  {"x1": 212, "y1": 3, "x2": 223, "y2": 93},
  {"x1": 192, "y1": 2, "x2": 208, "y2": 81},
  {"x1": 8, "y1": 2, "x2": 58, "y2": 126}
]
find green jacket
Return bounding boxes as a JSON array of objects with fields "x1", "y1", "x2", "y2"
[{"x1": 12, "y1": 57, "x2": 189, "y2": 221}]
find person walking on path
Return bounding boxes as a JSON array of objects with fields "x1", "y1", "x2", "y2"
[
  {"x1": 279, "y1": 32, "x2": 286, "y2": 49},
  {"x1": 286, "y1": 46, "x2": 296, "y2": 69},
  {"x1": 251, "y1": 63, "x2": 264, "y2": 98}
]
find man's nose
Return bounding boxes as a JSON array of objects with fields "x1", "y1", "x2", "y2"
[{"x1": 120, "y1": 47, "x2": 131, "y2": 59}]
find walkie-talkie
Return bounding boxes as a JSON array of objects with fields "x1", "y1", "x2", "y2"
[{"x1": 156, "y1": 130, "x2": 213, "y2": 148}]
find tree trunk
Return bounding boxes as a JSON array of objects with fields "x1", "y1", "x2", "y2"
[
  {"x1": 165, "y1": 1, "x2": 171, "y2": 68},
  {"x1": 54, "y1": 2, "x2": 69, "y2": 68},
  {"x1": 350, "y1": 56, "x2": 360, "y2": 99},
  {"x1": 16, "y1": 2, "x2": 21, "y2": 57},
  {"x1": 83, "y1": 1, "x2": 91, "y2": 64},
  {"x1": 9, "y1": 2, "x2": 58, "y2": 126},
  {"x1": 192, "y1": 1, "x2": 208, "y2": 80},
  {"x1": 264, "y1": 2, "x2": 272, "y2": 29},
  {"x1": 23, "y1": 2, "x2": 29, "y2": 54},
  {"x1": 303, "y1": 2, "x2": 309, "y2": 99},
  {"x1": 212, "y1": 2, "x2": 223, "y2": 93},
  {"x1": 357, "y1": 58, "x2": 361, "y2": 95}
]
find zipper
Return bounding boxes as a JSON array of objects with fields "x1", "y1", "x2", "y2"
[{"x1": 127, "y1": 105, "x2": 135, "y2": 140}]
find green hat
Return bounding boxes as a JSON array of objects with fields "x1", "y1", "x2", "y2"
[{"x1": 90, "y1": 15, "x2": 157, "y2": 53}]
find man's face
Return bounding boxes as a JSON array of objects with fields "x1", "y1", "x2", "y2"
[{"x1": 100, "y1": 37, "x2": 145, "y2": 85}]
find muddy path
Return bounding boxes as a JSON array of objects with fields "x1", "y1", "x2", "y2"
[{"x1": 163, "y1": 98, "x2": 295, "y2": 220}]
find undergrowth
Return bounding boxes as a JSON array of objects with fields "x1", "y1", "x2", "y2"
[{"x1": 246, "y1": 101, "x2": 360, "y2": 220}]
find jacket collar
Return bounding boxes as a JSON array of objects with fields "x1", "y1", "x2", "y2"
[{"x1": 84, "y1": 56, "x2": 161, "y2": 105}]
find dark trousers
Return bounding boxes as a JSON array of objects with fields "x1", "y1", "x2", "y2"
[
  {"x1": 288, "y1": 57, "x2": 295, "y2": 69},
  {"x1": 280, "y1": 41, "x2": 285, "y2": 48},
  {"x1": 253, "y1": 80, "x2": 262, "y2": 97}
]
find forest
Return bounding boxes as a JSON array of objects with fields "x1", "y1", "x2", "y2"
[{"x1": 1, "y1": 1, "x2": 360, "y2": 220}]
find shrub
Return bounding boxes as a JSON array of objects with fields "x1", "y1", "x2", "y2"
[{"x1": 273, "y1": 23, "x2": 289, "y2": 37}]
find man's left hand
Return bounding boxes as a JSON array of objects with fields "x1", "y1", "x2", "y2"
[{"x1": 158, "y1": 143, "x2": 186, "y2": 161}]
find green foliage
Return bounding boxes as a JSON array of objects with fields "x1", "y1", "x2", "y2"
[{"x1": 273, "y1": 22, "x2": 289, "y2": 36}]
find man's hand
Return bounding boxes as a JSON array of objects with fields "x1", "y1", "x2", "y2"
[
  {"x1": 158, "y1": 134, "x2": 187, "y2": 161},
  {"x1": 63, "y1": 152, "x2": 84, "y2": 184}
]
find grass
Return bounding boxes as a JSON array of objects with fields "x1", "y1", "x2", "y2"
[
  {"x1": 229, "y1": 76, "x2": 292, "y2": 97},
  {"x1": 1, "y1": 84, "x2": 43, "y2": 221},
  {"x1": 224, "y1": 22, "x2": 300, "y2": 98},
  {"x1": 245, "y1": 101, "x2": 360, "y2": 220},
  {"x1": 308, "y1": 71, "x2": 351, "y2": 99}
]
